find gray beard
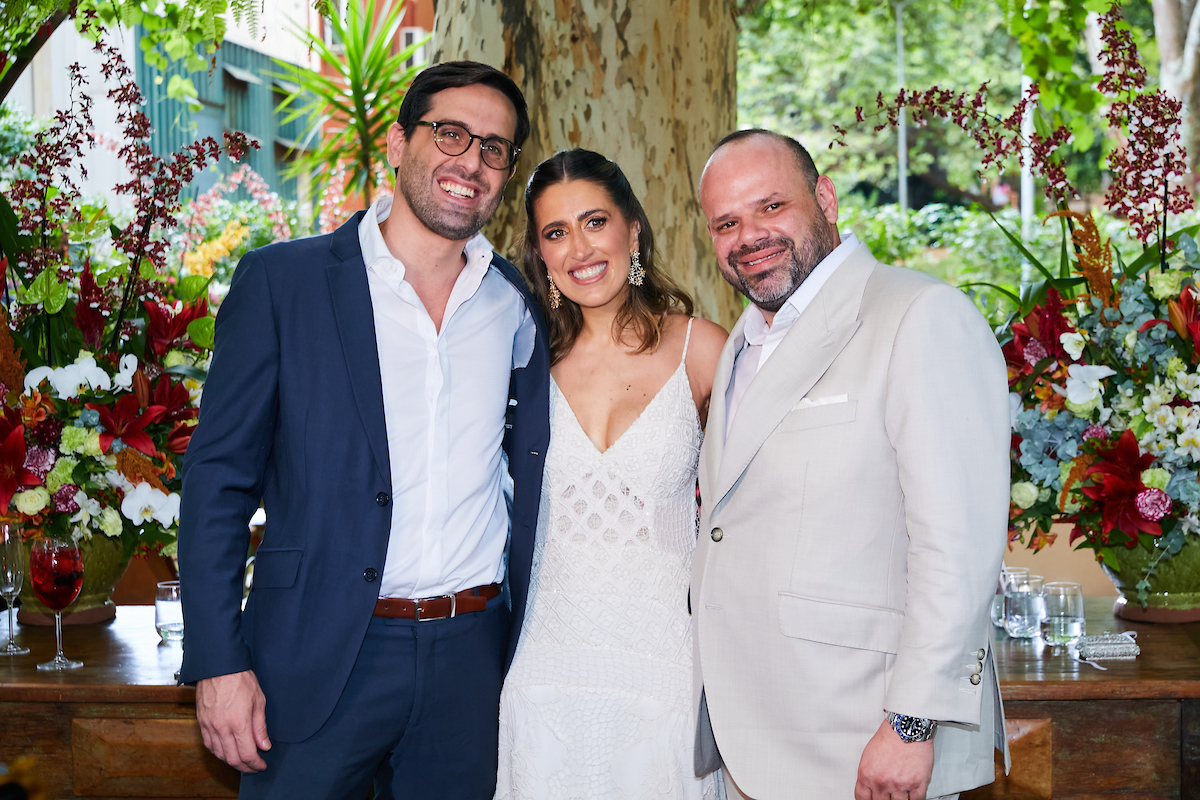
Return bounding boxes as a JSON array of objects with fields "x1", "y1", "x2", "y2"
[
  {"x1": 396, "y1": 159, "x2": 502, "y2": 241},
  {"x1": 725, "y1": 224, "x2": 840, "y2": 313}
]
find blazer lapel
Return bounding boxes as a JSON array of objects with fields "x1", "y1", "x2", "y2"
[
  {"x1": 700, "y1": 310, "x2": 749, "y2": 500},
  {"x1": 325, "y1": 213, "x2": 391, "y2": 487},
  {"x1": 711, "y1": 247, "x2": 875, "y2": 510}
]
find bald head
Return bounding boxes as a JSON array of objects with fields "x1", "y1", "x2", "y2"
[
  {"x1": 698, "y1": 129, "x2": 840, "y2": 320},
  {"x1": 703, "y1": 129, "x2": 820, "y2": 195}
]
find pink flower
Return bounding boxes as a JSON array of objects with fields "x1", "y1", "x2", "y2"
[
  {"x1": 53, "y1": 484, "x2": 80, "y2": 514},
  {"x1": 1083, "y1": 424, "x2": 1109, "y2": 441},
  {"x1": 23, "y1": 445, "x2": 55, "y2": 479},
  {"x1": 1135, "y1": 488, "x2": 1172, "y2": 522}
]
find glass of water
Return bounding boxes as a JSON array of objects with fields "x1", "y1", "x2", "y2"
[
  {"x1": 1041, "y1": 581, "x2": 1085, "y2": 652},
  {"x1": 1003, "y1": 573, "x2": 1044, "y2": 639},
  {"x1": 991, "y1": 566, "x2": 1029, "y2": 628},
  {"x1": 155, "y1": 580, "x2": 183, "y2": 643}
]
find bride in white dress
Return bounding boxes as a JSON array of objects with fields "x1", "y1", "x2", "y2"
[{"x1": 496, "y1": 149, "x2": 727, "y2": 800}]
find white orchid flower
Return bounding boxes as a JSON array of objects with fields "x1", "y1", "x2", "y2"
[
  {"x1": 70, "y1": 490, "x2": 102, "y2": 526},
  {"x1": 24, "y1": 355, "x2": 112, "y2": 399},
  {"x1": 1065, "y1": 364, "x2": 1117, "y2": 406},
  {"x1": 113, "y1": 354, "x2": 139, "y2": 390},
  {"x1": 1060, "y1": 331, "x2": 1086, "y2": 361},
  {"x1": 121, "y1": 482, "x2": 178, "y2": 527}
]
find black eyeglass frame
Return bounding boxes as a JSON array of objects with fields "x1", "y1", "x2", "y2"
[{"x1": 412, "y1": 120, "x2": 521, "y2": 170}]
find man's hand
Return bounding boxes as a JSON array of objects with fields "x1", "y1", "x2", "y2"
[
  {"x1": 196, "y1": 670, "x2": 271, "y2": 773},
  {"x1": 854, "y1": 718, "x2": 935, "y2": 800}
]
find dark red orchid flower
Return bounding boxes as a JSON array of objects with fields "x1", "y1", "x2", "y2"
[
  {"x1": 166, "y1": 420, "x2": 195, "y2": 454},
  {"x1": 1036, "y1": 288, "x2": 1071, "y2": 361},
  {"x1": 143, "y1": 297, "x2": 208, "y2": 358},
  {"x1": 1082, "y1": 429, "x2": 1162, "y2": 544},
  {"x1": 0, "y1": 425, "x2": 40, "y2": 514},
  {"x1": 75, "y1": 263, "x2": 107, "y2": 350},
  {"x1": 152, "y1": 376, "x2": 197, "y2": 424},
  {"x1": 86, "y1": 395, "x2": 166, "y2": 457}
]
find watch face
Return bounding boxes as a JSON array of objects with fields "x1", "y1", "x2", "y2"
[{"x1": 891, "y1": 713, "x2": 936, "y2": 742}]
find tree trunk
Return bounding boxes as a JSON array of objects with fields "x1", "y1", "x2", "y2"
[
  {"x1": 431, "y1": 0, "x2": 742, "y2": 329},
  {"x1": 0, "y1": 9, "x2": 70, "y2": 104},
  {"x1": 1152, "y1": 0, "x2": 1200, "y2": 171}
]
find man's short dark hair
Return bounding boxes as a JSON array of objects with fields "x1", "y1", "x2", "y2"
[
  {"x1": 397, "y1": 61, "x2": 530, "y2": 152},
  {"x1": 713, "y1": 129, "x2": 819, "y2": 193}
]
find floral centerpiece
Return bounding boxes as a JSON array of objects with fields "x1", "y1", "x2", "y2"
[
  {"x1": 0, "y1": 20, "x2": 255, "y2": 605},
  {"x1": 847, "y1": 6, "x2": 1200, "y2": 615}
]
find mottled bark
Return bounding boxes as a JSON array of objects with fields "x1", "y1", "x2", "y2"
[
  {"x1": 1152, "y1": 0, "x2": 1200, "y2": 170},
  {"x1": 432, "y1": 0, "x2": 741, "y2": 328}
]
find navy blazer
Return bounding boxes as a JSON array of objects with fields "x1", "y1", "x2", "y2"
[{"x1": 177, "y1": 212, "x2": 550, "y2": 742}]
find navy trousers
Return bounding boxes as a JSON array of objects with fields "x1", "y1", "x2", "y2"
[{"x1": 238, "y1": 594, "x2": 510, "y2": 800}]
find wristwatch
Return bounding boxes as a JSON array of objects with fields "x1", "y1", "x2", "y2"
[{"x1": 886, "y1": 711, "x2": 938, "y2": 743}]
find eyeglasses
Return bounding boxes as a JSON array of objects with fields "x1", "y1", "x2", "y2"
[{"x1": 413, "y1": 121, "x2": 520, "y2": 170}]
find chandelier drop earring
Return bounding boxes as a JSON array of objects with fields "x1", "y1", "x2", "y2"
[
  {"x1": 628, "y1": 250, "x2": 645, "y2": 286},
  {"x1": 547, "y1": 274, "x2": 562, "y2": 309}
]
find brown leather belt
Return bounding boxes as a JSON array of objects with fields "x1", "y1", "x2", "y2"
[{"x1": 372, "y1": 583, "x2": 501, "y2": 622}]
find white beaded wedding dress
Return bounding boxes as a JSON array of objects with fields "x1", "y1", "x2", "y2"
[{"x1": 496, "y1": 320, "x2": 720, "y2": 800}]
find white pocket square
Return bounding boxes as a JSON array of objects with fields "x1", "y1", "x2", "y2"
[{"x1": 793, "y1": 394, "x2": 849, "y2": 410}]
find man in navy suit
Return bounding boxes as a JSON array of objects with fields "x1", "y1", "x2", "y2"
[{"x1": 177, "y1": 62, "x2": 549, "y2": 799}]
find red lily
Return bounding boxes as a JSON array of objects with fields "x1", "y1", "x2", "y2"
[
  {"x1": 86, "y1": 395, "x2": 166, "y2": 456},
  {"x1": 1082, "y1": 429, "x2": 1162, "y2": 544},
  {"x1": 1168, "y1": 286, "x2": 1200, "y2": 360},
  {"x1": 152, "y1": 376, "x2": 197, "y2": 424},
  {"x1": 144, "y1": 298, "x2": 208, "y2": 358},
  {"x1": 0, "y1": 425, "x2": 41, "y2": 513},
  {"x1": 166, "y1": 420, "x2": 195, "y2": 454}
]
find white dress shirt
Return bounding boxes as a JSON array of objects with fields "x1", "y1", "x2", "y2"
[
  {"x1": 726, "y1": 233, "x2": 859, "y2": 435},
  {"x1": 359, "y1": 196, "x2": 535, "y2": 599}
]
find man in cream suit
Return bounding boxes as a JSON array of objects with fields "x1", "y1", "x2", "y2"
[{"x1": 692, "y1": 129, "x2": 1009, "y2": 800}]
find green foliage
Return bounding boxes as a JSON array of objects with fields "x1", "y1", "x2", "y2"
[
  {"x1": 0, "y1": 102, "x2": 39, "y2": 184},
  {"x1": 739, "y1": 0, "x2": 1024, "y2": 199},
  {"x1": 270, "y1": 0, "x2": 426, "y2": 205},
  {"x1": 0, "y1": 0, "x2": 259, "y2": 106}
]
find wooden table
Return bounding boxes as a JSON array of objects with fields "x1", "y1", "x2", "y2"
[
  {"x1": 3, "y1": 601, "x2": 1199, "y2": 798},
  {"x1": 964, "y1": 595, "x2": 1200, "y2": 800},
  {"x1": 0, "y1": 606, "x2": 239, "y2": 798}
]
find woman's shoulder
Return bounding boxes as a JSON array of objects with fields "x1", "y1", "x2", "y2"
[{"x1": 675, "y1": 315, "x2": 727, "y2": 365}]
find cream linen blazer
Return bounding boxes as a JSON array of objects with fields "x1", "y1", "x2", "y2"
[{"x1": 692, "y1": 244, "x2": 1011, "y2": 799}]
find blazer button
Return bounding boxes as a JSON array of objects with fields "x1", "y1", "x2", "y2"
[
  {"x1": 975, "y1": 660, "x2": 984, "y2": 673},
  {"x1": 711, "y1": 527, "x2": 723, "y2": 542},
  {"x1": 976, "y1": 648, "x2": 986, "y2": 660},
  {"x1": 970, "y1": 673, "x2": 982, "y2": 686},
  {"x1": 363, "y1": 568, "x2": 378, "y2": 583},
  {"x1": 376, "y1": 492, "x2": 390, "y2": 507}
]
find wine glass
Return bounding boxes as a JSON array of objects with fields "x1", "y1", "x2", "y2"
[
  {"x1": 0, "y1": 523, "x2": 29, "y2": 655},
  {"x1": 29, "y1": 535, "x2": 84, "y2": 670}
]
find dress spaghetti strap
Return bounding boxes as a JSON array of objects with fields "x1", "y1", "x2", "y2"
[{"x1": 680, "y1": 317, "x2": 695, "y2": 366}]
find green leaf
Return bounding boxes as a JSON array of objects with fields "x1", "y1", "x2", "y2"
[
  {"x1": 43, "y1": 273, "x2": 69, "y2": 314},
  {"x1": 166, "y1": 75, "x2": 202, "y2": 111},
  {"x1": 176, "y1": 275, "x2": 212, "y2": 303},
  {"x1": 164, "y1": 363, "x2": 208, "y2": 383},
  {"x1": 187, "y1": 317, "x2": 215, "y2": 350},
  {"x1": 23, "y1": 268, "x2": 52, "y2": 304},
  {"x1": 1098, "y1": 546, "x2": 1120, "y2": 571}
]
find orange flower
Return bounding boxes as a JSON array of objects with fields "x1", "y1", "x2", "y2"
[{"x1": 19, "y1": 390, "x2": 53, "y2": 428}]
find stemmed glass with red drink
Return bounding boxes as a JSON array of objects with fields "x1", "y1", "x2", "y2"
[{"x1": 29, "y1": 535, "x2": 84, "y2": 670}]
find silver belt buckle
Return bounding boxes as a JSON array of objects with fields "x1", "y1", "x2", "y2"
[{"x1": 414, "y1": 593, "x2": 456, "y2": 622}]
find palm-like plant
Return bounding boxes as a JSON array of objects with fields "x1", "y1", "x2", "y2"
[{"x1": 270, "y1": 0, "x2": 427, "y2": 206}]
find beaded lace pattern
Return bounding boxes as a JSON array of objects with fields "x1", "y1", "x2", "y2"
[{"x1": 497, "y1": 320, "x2": 719, "y2": 800}]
